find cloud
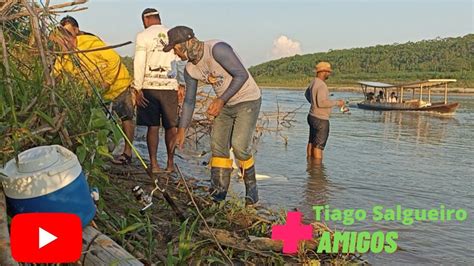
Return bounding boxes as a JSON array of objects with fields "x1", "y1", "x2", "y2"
[{"x1": 271, "y1": 35, "x2": 302, "y2": 59}]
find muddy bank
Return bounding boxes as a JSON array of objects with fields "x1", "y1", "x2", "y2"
[{"x1": 93, "y1": 162, "x2": 365, "y2": 265}]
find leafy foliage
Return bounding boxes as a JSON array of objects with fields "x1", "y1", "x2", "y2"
[
  {"x1": 121, "y1": 56, "x2": 134, "y2": 74},
  {"x1": 0, "y1": 41, "x2": 121, "y2": 180},
  {"x1": 249, "y1": 34, "x2": 474, "y2": 87}
]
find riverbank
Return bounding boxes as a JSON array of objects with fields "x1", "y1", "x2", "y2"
[
  {"x1": 0, "y1": 160, "x2": 364, "y2": 264},
  {"x1": 94, "y1": 162, "x2": 365, "y2": 264}
]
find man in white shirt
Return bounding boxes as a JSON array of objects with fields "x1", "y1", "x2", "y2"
[{"x1": 133, "y1": 8, "x2": 183, "y2": 172}]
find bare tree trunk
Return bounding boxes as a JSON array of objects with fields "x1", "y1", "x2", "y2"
[
  {"x1": 22, "y1": 0, "x2": 53, "y2": 85},
  {"x1": 22, "y1": 0, "x2": 73, "y2": 147},
  {"x1": 0, "y1": 24, "x2": 17, "y2": 125},
  {"x1": 0, "y1": 186, "x2": 18, "y2": 266},
  {"x1": 0, "y1": 22, "x2": 19, "y2": 257}
]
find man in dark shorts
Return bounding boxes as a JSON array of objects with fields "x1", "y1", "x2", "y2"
[
  {"x1": 307, "y1": 62, "x2": 344, "y2": 161},
  {"x1": 133, "y1": 8, "x2": 183, "y2": 172}
]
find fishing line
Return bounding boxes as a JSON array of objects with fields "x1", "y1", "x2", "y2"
[{"x1": 57, "y1": 40, "x2": 185, "y2": 221}]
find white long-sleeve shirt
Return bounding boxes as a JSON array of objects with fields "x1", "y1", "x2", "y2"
[{"x1": 133, "y1": 24, "x2": 180, "y2": 91}]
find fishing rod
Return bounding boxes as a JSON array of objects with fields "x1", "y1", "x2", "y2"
[
  {"x1": 89, "y1": 82, "x2": 186, "y2": 221},
  {"x1": 61, "y1": 44, "x2": 185, "y2": 221}
]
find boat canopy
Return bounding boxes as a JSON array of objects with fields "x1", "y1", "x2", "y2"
[
  {"x1": 400, "y1": 79, "x2": 457, "y2": 89},
  {"x1": 358, "y1": 79, "x2": 457, "y2": 105},
  {"x1": 358, "y1": 81, "x2": 397, "y2": 88}
]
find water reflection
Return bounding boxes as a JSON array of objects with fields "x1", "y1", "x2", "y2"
[
  {"x1": 304, "y1": 160, "x2": 330, "y2": 207},
  {"x1": 377, "y1": 111, "x2": 459, "y2": 145},
  {"x1": 255, "y1": 91, "x2": 474, "y2": 263}
]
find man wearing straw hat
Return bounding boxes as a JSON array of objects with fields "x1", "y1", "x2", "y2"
[
  {"x1": 164, "y1": 26, "x2": 261, "y2": 206},
  {"x1": 306, "y1": 62, "x2": 344, "y2": 161}
]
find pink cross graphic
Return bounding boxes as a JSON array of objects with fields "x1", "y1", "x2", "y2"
[{"x1": 271, "y1": 211, "x2": 313, "y2": 254}]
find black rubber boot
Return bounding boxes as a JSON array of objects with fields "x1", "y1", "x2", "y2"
[
  {"x1": 210, "y1": 167, "x2": 232, "y2": 202},
  {"x1": 242, "y1": 165, "x2": 259, "y2": 205}
]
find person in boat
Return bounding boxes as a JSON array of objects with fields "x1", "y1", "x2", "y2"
[
  {"x1": 167, "y1": 26, "x2": 262, "y2": 206},
  {"x1": 376, "y1": 90, "x2": 384, "y2": 102},
  {"x1": 366, "y1": 92, "x2": 375, "y2": 102},
  {"x1": 306, "y1": 62, "x2": 344, "y2": 162},
  {"x1": 388, "y1": 92, "x2": 398, "y2": 103},
  {"x1": 133, "y1": 8, "x2": 185, "y2": 173},
  {"x1": 51, "y1": 18, "x2": 135, "y2": 165}
]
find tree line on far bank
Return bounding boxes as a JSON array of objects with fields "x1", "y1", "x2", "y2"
[{"x1": 248, "y1": 34, "x2": 474, "y2": 88}]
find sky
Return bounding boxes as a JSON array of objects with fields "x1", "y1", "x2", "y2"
[{"x1": 49, "y1": 0, "x2": 473, "y2": 67}]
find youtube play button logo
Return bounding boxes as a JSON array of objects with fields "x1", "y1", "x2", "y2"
[
  {"x1": 39, "y1": 227, "x2": 58, "y2": 248},
  {"x1": 10, "y1": 213, "x2": 82, "y2": 263}
]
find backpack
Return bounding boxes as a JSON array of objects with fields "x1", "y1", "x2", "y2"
[{"x1": 304, "y1": 79, "x2": 315, "y2": 103}]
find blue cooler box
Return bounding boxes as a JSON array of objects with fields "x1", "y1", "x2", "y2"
[{"x1": 1, "y1": 145, "x2": 96, "y2": 228}]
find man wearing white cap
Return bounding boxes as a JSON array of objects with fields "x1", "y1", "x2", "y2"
[
  {"x1": 133, "y1": 8, "x2": 184, "y2": 172},
  {"x1": 306, "y1": 62, "x2": 344, "y2": 161}
]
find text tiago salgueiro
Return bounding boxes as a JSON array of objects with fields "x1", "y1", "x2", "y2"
[{"x1": 312, "y1": 205, "x2": 468, "y2": 253}]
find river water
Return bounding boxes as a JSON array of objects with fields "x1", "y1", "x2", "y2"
[{"x1": 137, "y1": 88, "x2": 474, "y2": 264}]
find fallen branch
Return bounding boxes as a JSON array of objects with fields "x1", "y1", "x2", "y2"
[
  {"x1": 50, "y1": 41, "x2": 132, "y2": 55},
  {"x1": 49, "y1": 7, "x2": 88, "y2": 14},
  {"x1": 0, "y1": 0, "x2": 88, "y2": 21},
  {"x1": 199, "y1": 228, "x2": 273, "y2": 258}
]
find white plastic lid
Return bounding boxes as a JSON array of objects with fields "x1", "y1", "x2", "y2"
[
  {"x1": 17, "y1": 146, "x2": 60, "y2": 173},
  {"x1": 0, "y1": 145, "x2": 82, "y2": 199}
]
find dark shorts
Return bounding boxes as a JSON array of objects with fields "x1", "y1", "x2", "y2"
[
  {"x1": 307, "y1": 114, "x2": 330, "y2": 150},
  {"x1": 111, "y1": 88, "x2": 134, "y2": 121},
  {"x1": 137, "y1": 89, "x2": 178, "y2": 129}
]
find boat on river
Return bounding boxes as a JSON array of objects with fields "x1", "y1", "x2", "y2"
[{"x1": 357, "y1": 79, "x2": 459, "y2": 114}]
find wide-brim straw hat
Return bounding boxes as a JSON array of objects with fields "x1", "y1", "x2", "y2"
[{"x1": 315, "y1": 61, "x2": 332, "y2": 73}]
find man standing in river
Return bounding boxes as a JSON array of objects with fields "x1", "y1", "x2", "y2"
[
  {"x1": 307, "y1": 62, "x2": 344, "y2": 161},
  {"x1": 165, "y1": 26, "x2": 262, "y2": 206}
]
